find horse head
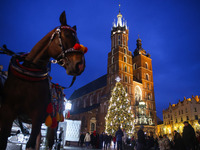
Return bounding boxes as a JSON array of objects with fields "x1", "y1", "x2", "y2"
[
  {"x1": 50, "y1": 11, "x2": 87, "y2": 76},
  {"x1": 26, "y1": 11, "x2": 87, "y2": 76}
]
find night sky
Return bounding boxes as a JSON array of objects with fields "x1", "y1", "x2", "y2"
[{"x1": 0, "y1": 0, "x2": 200, "y2": 119}]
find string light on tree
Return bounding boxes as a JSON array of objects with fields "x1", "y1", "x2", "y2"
[{"x1": 105, "y1": 77, "x2": 134, "y2": 136}]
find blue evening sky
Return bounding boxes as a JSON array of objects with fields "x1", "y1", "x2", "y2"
[{"x1": 0, "y1": 0, "x2": 200, "y2": 119}]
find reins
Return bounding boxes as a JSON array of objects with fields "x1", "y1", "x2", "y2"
[{"x1": 0, "y1": 24, "x2": 87, "y2": 88}]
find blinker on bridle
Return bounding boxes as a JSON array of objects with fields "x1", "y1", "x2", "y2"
[{"x1": 49, "y1": 25, "x2": 87, "y2": 66}]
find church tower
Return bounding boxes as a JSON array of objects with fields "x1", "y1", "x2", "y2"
[
  {"x1": 133, "y1": 36, "x2": 157, "y2": 129},
  {"x1": 107, "y1": 5, "x2": 133, "y2": 100}
]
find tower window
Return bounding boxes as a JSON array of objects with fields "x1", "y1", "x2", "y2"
[
  {"x1": 124, "y1": 37, "x2": 126, "y2": 46},
  {"x1": 125, "y1": 86, "x2": 128, "y2": 93},
  {"x1": 145, "y1": 62, "x2": 148, "y2": 69},
  {"x1": 118, "y1": 35, "x2": 121, "y2": 46},
  {"x1": 146, "y1": 74, "x2": 149, "y2": 80},
  {"x1": 124, "y1": 56, "x2": 127, "y2": 62},
  {"x1": 112, "y1": 56, "x2": 114, "y2": 64},
  {"x1": 133, "y1": 63, "x2": 137, "y2": 70},
  {"x1": 125, "y1": 75, "x2": 128, "y2": 82},
  {"x1": 121, "y1": 64, "x2": 123, "y2": 71},
  {"x1": 124, "y1": 48, "x2": 127, "y2": 54},
  {"x1": 125, "y1": 66, "x2": 127, "y2": 72},
  {"x1": 148, "y1": 94, "x2": 151, "y2": 100}
]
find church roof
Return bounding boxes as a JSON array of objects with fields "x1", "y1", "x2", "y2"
[{"x1": 69, "y1": 74, "x2": 107, "y2": 100}]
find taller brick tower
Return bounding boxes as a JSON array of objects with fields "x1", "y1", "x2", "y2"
[{"x1": 107, "y1": 6, "x2": 133, "y2": 102}]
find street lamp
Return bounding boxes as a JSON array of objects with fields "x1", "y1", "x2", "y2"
[{"x1": 64, "y1": 97, "x2": 72, "y2": 119}]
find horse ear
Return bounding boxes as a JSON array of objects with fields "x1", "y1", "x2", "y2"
[
  {"x1": 60, "y1": 11, "x2": 67, "y2": 26},
  {"x1": 72, "y1": 25, "x2": 77, "y2": 31}
]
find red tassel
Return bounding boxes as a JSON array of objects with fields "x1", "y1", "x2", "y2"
[
  {"x1": 73, "y1": 43, "x2": 81, "y2": 50},
  {"x1": 84, "y1": 47, "x2": 88, "y2": 54},
  {"x1": 46, "y1": 103, "x2": 53, "y2": 114},
  {"x1": 51, "y1": 117, "x2": 57, "y2": 128},
  {"x1": 67, "y1": 110, "x2": 70, "y2": 119}
]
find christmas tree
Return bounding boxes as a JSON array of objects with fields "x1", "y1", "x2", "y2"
[{"x1": 105, "y1": 77, "x2": 134, "y2": 136}]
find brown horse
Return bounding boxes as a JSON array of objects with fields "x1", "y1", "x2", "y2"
[{"x1": 0, "y1": 11, "x2": 86, "y2": 149}]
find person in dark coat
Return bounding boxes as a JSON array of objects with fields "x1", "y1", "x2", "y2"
[
  {"x1": 115, "y1": 127, "x2": 124, "y2": 150},
  {"x1": 99, "y1": 132, "x2": 104, "y2": 149},
  {"x1": 91, "y1": 130, "x2": 97, "y2": 148},
  {"x1": 104, "y1": 133, "x2": 109, "y2": 150},
  {"x1": 131, "y1": 136, "x2": 136, "y2": 149},
  {"x1": 108, "y1": 134, "x2": 112, "y2": 148},
  {"x1": 137, "y1": 125, "x2": 146, "y2": 150},
  {"x1": 173, "y1": 130, "x2": 184, "y2": 150},
  {"x1": 182, "y1": 121, "x2": 196, "y2": 150},
  {"x1": 113, "y1": 136, "x2": 116, "y2": 149},
  {"x1": 79, "y1": 132, "x2": 85, "y2": 147}
]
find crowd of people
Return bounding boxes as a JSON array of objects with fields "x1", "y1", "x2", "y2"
[{"x1": 78, "y1": 121, "x2": 200, "y2": 150}]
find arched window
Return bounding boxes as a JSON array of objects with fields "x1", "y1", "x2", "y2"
[
  {"x1": 146, "y1": 74, "x2": 149, "y2": 80},
  {"x1": 124, "y1": 48, "x2": 127, "y2": 54},
  {"x1": 124, "y1": 56, "x2": 127, "y2": 62},
  {"x1": 112, "y1": 56, "x2": 114, "y2": 64},
  {"x1": 125, "y1": 75, "x2": 128, "y2": 82},
  {"x1": 145, "y1": 62, "x2": 148, "y2": 69},
  {"x1": 133, "y1": 63, "x2": 137, "y2": 70},
  {"x1": 147, "y1": 83, "x2": 149, "y2": 90},
  {"x1": 125, "y1": 86, "x2": 128, "y2": 93},
  {"x1": 148, "y1": 94, "x2": 151, "y2": 100},
  {"x1": 125, "y1": 66, "x2": 127, "y2": 72},
  {"x1": 118, "y1": 35, "x2": 121, "y2": 45},
  {"x1": 90, "y1": 117, "x2": 96, "y2": 133},
  {"x1": 124, "y1": 37, "x2": 126, "y2": 46},
  {"x1": 135, "y1": 86, "x2": 142, "y2": 105}
]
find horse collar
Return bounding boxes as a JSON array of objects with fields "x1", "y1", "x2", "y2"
[{"x1": 10, "y1": 55, "x2": 49, "y2": 81}]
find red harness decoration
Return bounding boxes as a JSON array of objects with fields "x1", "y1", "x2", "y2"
[
  {"x1": 45, "y1": 82, "x2": 65, "y2": 128},
  {"x1": 9, "y1": 54, "x2": 49, "y2": 82}
]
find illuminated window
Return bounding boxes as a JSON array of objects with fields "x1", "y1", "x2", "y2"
[
  {"x1": 125, "y1": 66, "x2": 127, "y2": 72},
  {"x1": 124, "y1": 48, "x2": 127, "y2": 54},
  {"x1": 135, "y1": 86, "x2": 142, "y2": 104},
  {"x1": 125, "y1": 75, "x2": 128, "y2": 82},
  {"x1": 145, "y1": 62, "x2": 148, "y2": 69},
  {"x1": 146, "y1": 74, "x2": 149, "y2": 80},
  {"x1": 124, "y1": 56, "x2": 127, "y2": 62}
]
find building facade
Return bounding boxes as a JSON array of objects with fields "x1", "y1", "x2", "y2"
[
  {"x1": 157, "y1": 95, "x2": 200, "y2": 139},
  {"x1": 69, "y1": 9, "x2": 157, "y2": 135}
]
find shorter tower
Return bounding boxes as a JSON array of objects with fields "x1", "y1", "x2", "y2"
[{"x1": 132, "y1": 36, "x2": 157, "y2": 133}]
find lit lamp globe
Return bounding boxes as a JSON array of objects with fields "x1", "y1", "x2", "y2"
[{"x1": 64, "y1": 97, "x2": 72, "y2": 119}]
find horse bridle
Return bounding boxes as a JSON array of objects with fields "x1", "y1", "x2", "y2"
[
  {"x1": 49, "y1": 26, "x2": 83, "y2": 67},
  {"x1": 48, "y1": 25, "x2": 84, "y2": 88}
]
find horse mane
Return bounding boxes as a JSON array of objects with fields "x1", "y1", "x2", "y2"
[{"x1": 25, "y1": 28, "x2": 57, "y2": 66}]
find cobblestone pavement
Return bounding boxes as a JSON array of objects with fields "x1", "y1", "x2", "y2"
[{"x1": 6, "y1": 143, "x2": 117, "y2": 150}]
